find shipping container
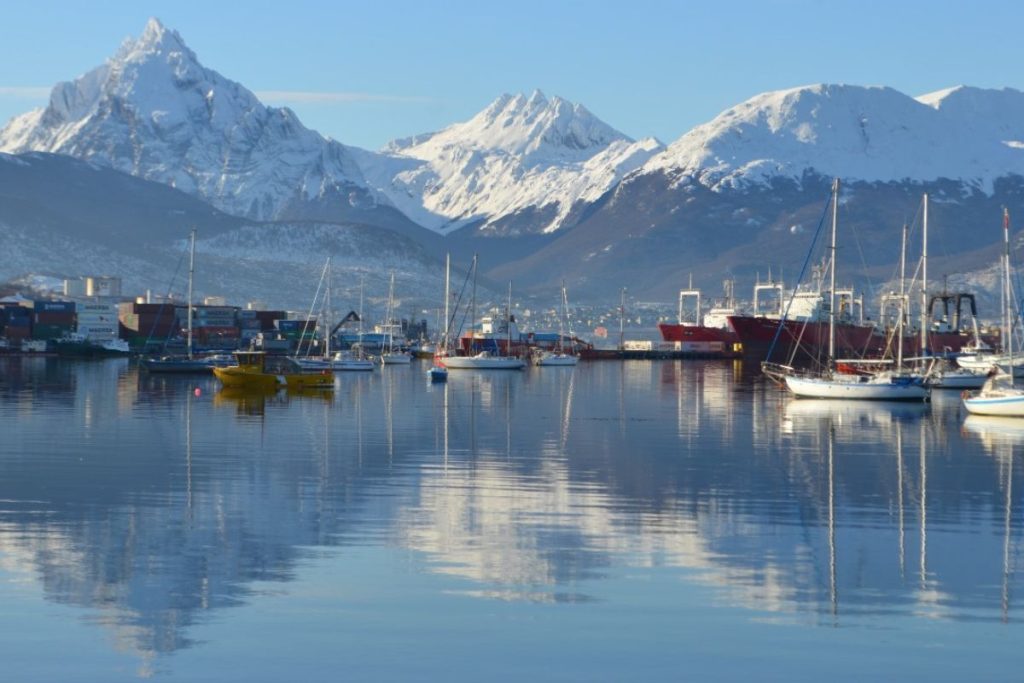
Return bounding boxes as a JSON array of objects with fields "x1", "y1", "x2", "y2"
[
  {"x1": 24, "y1": 300, "x2": 75, "y2": 313},
  {"x1": 34, "y1": 312, "x2": 76, "y2": 325},
  {"x1": 193, "y1": 306, "x2": 237, "y2": 316},
  {"x1": 32, "y1": 324, "x2": 73, "y2": 339},
  {"x1": 6, "y1": 306, "x2": 30, "y2": 318},
  {"x1": 5, "y1": 327, "x2": 29, "y2": 341}
]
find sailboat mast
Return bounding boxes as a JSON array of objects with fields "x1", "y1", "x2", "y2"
[
  {"x1": 507, "y1": 281, "x2": 513, "y2": 358},
  {"x1": 387, "y1": 271, "x2": 396, "y2": 353},
  {"x1": 898, "y1": 225, "x2": 907, "y2": 371},
  {"x1": 471, "y1": 254, "x2": 478, "y2": 354},
  {"x1": 325, "y1": 257, "x2": 332, "y2": 358},
  {"x1": 619, "y1": 287, "x2": 626, "y2": 351},
  {"x1": 1005, "y1": 208, "x2": 1013, "y2": 380},
  {"x1": 827, "y1": 179, "x2": 839, "y2": 368},
  {"x1": 442, "y1": 253, "x2": 450, "y2": 353},
  {"x1": 358, "y1": 277, "x2": 364, "y2": 359},
  {"x1": 186, "y1": 228, "x2": 196, "y2": 359},
  {"x1": 920, "y1": 194, "x2": 929, "y2": 357},
  {"x1": 559, "y1": 279, "x2": 567, "y2": 354}
]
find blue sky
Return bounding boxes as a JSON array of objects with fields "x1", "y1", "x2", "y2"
[{"x1": 0, "y1": 0, "x2": 1021, "y2": 150}]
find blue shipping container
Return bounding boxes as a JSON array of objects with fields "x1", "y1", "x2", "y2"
[{"x1": 31, "y1": 301, "x2": 76, "y2": 313}]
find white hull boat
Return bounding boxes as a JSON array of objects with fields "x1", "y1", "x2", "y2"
[
  {"x1": 441, "y1": 352, "x2": 526, "y2": 370},
  {"x1": 381, "y1": 352, "x2": 412, "y2": 365},
  {"x1": 962, "y1": 210, "x2": 1024, "y2": 418},
  {"x1": 963, "y1": 375, "x2": 1024, "y2": 416},
  {"x1": 927, "y1": 367, "x2": 989, "y2": 389},
  {"x1": 332, "y1": 352, "x2": 375, "y2": 371},
  {"x1": 785, "y1": 373, "x2": 930, "y2": 401},
  {"x1": 534, "y1": 352, "x2": 579, "y2": 366}
]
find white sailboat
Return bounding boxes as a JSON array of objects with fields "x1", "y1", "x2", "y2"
[
  {"x1": 334, "y1": 278, "x2": 375, "y2": 372},
  {"x1": 380, "y1": 272, "x2": 412, "y2": 365},
  {"x1": 442, "y1": 259, "x2": 526, "y2": 370},
  {"x1": 535, "y1": 280, "x2": 579, "y2": 366},
  {"x1": 963, "y1": 209, "x2": 1024, "y2": 416},
  {"x1": 783, "y1": 180, "x2": 929, "y2": 401}
]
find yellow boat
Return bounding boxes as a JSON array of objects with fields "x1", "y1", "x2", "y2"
[{"x1": 213, "y1": 351, "x2": 335, "y2": 390}]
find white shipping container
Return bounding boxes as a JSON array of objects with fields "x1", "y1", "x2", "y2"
[
  {"x1": 623, "y1": 340, "x2": 653, "y2": 351},
  {"x1": 77, "y1": 303, "x2": 117, "y2": 314}
]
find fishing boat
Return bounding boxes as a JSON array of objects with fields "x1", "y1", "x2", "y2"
[
  {"x1": 773, "y1": 180, "x2": 929, "y2": 401},
  {"x1": 963, "y1": 209, "x2": 1024, "y2": 416},
  {"x1": 214, "y1": 351, "x2": 334, "y2": 390},
  {"x1": 55, "y1": 333, "x2": 131, "y2": 358}
]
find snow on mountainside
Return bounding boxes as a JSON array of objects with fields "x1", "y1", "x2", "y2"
[
  {"x1": 0, "y1": 18, "x2": 375, "y2": 221},
  {"x1": 640, "y1": 83, "x2": 1024, "y2": 192},
  {"x1": 357, "y1": 91, "x2": 663, "y2": 234},
  {"x1": 0, "y1": 152, "x2": 444, "y2": 310}
]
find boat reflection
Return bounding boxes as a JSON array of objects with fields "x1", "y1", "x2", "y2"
[
  {"x1": 963, "y1": 415, "x2": 1024, "y2": 447},
  {"x1": 782, "y1": 398, "x2": 929, "y2": 437},
  {"x1": 213, "y1": 385, "x2": 334, "y2": 417}
]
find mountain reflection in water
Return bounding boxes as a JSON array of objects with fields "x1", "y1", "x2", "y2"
[{"x1": 0, "y1": 357, "x2": 1020, "y2": 679}]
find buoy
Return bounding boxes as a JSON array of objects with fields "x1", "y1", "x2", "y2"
[{"x1": 194, "y1": 387, "x2": 201, "y2": 397}]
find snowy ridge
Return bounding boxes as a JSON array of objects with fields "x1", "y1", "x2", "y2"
[
  {"x1": 640, "y1": 83, "x2": 1024, "y2": 192},
  {"x1": 363, "y1": 91, "x2": 663, "y2": 233},
  {"x1": 0, "y1": 18, "x2": 373, "y2": 221}
]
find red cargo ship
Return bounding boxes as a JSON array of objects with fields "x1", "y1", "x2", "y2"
[{"x1": 657, "y1": 282, "x2": 739, "y2": 354}]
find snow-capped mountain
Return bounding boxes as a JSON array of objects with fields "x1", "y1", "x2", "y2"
[
  {"x1": 0, "y1": 18, "x2": 379, "y2": 223},
  {"x1": 639, "y1": 83, "x2": 1024, "y2": 192},
  {"x1": 357, "y1": 91, "x2": 663, "y2": 234}
]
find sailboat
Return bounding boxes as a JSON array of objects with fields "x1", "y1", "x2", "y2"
[
  {"x1": 534, "y1": 281, "x2": 579, "y2": 366},
  {"x1": 333, "y1": 277, "x2": 375, "y2": 371},
  {"x1": 779, "y1": 180, "x2": 929, "y2": 401},
  {"x1": 380, "y1": 272, "x2": 412, "y2": 365},
  {"x1": 963, "y1": 209, "x2": 1024, "y2": 416},
  {"x1": 442, "y1": 256, "x2": 526, "y2": 370},
  {"x1": 428, "y1": 255, "x2": 451, "y2": 382},
  {"x1": 142, "y1": 229, "x2": 227, "y2": 373}
]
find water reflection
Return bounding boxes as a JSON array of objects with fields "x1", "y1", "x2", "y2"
[{"x1": 0, "y1": 358, "x2": 1021, "y2": 675}]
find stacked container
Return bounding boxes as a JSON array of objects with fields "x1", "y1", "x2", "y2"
[
  {"x1": 1, "y1": 304, "x2": 31, "y2": 343},
  {"x1": 24, "y1": 301, "x2": 75, "y2": 340},
  {"x1": 75, "y1": 302, "x2": 119, "y2": 342},
  {"x1": 276, "y1": 319, "x2": 319, "y2": 343},
  {"x1": 118, "y1": 302, "x2": 179, "y2": 340},
  {"x1": 255, "y1": 310, "x2": 286, "y2": 331},
  {"x1": 189, "y1": 305, "x2": 240, "y2": 348}
]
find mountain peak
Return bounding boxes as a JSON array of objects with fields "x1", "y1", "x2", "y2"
[
  {"x1": 0, "y1": 19, "x2": 370, "y2": 221},
  {"x1": 116, "y1": 17, "x2": 194, "y2": 64},
  {"x1": 391, "y1": 91, "x2": 631, "y2": 160},
  {"x1": 527, "y1": 89, "x2": 547, "y2": 106}
]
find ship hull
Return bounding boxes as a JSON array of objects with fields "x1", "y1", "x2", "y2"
[
  {"x1": 657, "y1": 323, "x2": 737, "y2": 344},
  {"x1": 728, "y1": 315, "x2": 882, "y2": 362}
]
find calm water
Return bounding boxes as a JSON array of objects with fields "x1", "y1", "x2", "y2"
[{"x1": 1, "y1": 357, "x2": 1022, "y2": 681}]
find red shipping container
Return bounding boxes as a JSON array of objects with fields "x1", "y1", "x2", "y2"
[{"x1": 34, "y1": 312, "x2": 76, "y2": 325}]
